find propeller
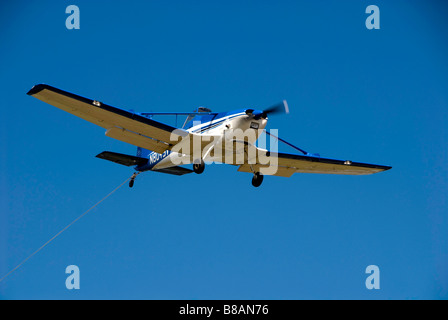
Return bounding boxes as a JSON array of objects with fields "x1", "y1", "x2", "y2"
[{"x1": 246, "y1": 100, "x2": 289, "y2": 120}]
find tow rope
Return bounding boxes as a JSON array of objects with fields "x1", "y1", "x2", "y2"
[{"x1": 0, "y1": 177, "x2": 130, "y2": 284}]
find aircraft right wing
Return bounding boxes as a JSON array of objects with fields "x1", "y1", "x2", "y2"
[{"x1": 27, "y1": 84, "x2": 189, "y2": 154}]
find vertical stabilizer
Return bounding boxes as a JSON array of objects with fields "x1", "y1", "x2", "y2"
[{"x1": 137, "y1": 147, "x2": 152, "y2": 158}]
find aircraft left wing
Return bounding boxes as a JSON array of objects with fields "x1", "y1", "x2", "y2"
[
  {"x1": 27, "y1": 84, "x2": 189, "y2": 154},
  {"x1": 237, "y1": 147, "x2": 391, "y2": 177}
]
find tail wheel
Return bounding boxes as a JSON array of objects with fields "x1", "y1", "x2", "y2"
[
  {"x1": 193, "y1": 159, "x2": 205, "y2": 174},
  {"x1": 129, "y1": 172, "x2": 139, "y2": 188},
  {"x1": 252, "y1": 172, "x2": 263, "y2": 187}
]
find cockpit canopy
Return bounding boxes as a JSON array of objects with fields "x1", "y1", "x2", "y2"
[{"x1": 182, "y1": 107, "x2": 214, "y2": 129}]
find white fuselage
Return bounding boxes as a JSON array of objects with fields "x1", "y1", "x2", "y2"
[{"x1": 152, "y1": 113, "x2": 268, "y2": 170}]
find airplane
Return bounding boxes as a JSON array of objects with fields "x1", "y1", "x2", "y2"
[{"x1": 27, "y1": 84, "x2": 391, "y2": 188}]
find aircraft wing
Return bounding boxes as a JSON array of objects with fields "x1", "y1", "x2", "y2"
[
  {"x1": 237, "y1": 147, "x2": 391, "y2": 177},
  {"x1": 27, "y1": 84, "x2": 189, "y2": 154}
]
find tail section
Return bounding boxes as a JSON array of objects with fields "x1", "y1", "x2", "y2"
[
  {"x1": 136, "y1": 147, "x2": 152, "y2": 158},
  {"x1": 96, "y1": 150, "x2": 193, "y2": 175}
]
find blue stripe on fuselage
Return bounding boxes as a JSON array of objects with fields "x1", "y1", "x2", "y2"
[
  {"x1": 184, "y1": 109, "x2": 246, "y2": 131},
  {"x1": 135, "y1": 109, "x2": 247, "y2": 172},
  {"x1": 135, "y1": 150, "x2": 171, "y2": 172}
]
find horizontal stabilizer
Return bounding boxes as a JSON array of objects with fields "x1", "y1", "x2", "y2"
[
  {"x1": 96, "y1": 151, "x2": 148, "y2": 167},
  {"x1": 153, "y1": 166, "x2": 193, "y2": 176}
]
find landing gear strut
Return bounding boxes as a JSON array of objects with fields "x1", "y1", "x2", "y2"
[
  {"x1": 252, "y1": 172, "x2": 263, "y2": 187},
  {"x1": 193, "y1": 159, "x2": 205, "y2": 174}
]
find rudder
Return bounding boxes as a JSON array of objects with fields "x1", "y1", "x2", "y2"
[{"x1": 137, "y1": 147, "x2": 152, "y2": 158}]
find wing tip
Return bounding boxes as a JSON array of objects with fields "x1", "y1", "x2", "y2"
[
  {"x1": 352, "y1": 163, "x2": 392, "y2": 173},
  {"x1": 27, "y1": 83, "x2": 49, "y2": 96},
  {"x1": 365, "y1": 164, "x2": 392, "y2": 175}
]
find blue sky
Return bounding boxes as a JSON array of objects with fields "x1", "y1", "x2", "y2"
[{"x1": 1, "y1": 0, "x2": 447, "y2": 299}]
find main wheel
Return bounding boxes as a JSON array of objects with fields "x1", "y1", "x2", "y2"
[
  {"x1": 251, "y1": 172, "x2": 263, "y2": 187},
  {"x1": 193, "y1": 159, "x2": 205, "y2": 174},
  {"x1": 129, "y1": 179, "x2": 135, "y2": 188}
]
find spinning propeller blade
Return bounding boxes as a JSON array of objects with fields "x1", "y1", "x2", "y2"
[
  {"x1": 249, "y1": 100, "x2": 289, "y2": 119},
  {"x1": 263, "y1": 100, "x2": 289, "y2": 116}
]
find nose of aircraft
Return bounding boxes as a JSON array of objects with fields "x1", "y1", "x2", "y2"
[{"x1": 245, "y1": 100, "x2": 289, "y2": 120}]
